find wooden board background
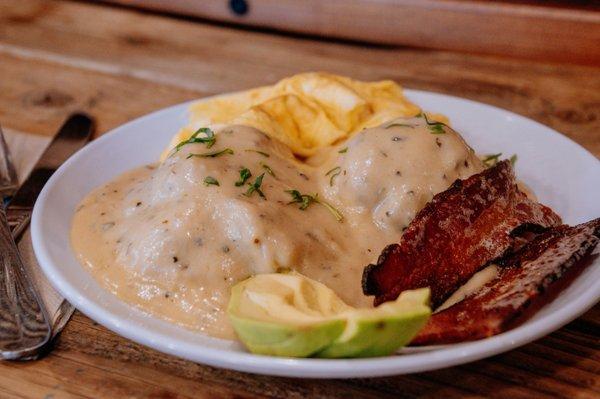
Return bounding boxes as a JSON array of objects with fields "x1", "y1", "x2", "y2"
[
  {"x1": 104, "y1": 0, "x2": 600, "y2": 65},
  {"x1": 0, "y1": 0, "x2": 599, "y2": 397}
]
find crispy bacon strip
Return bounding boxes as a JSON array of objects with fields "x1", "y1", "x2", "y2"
[
  {"x1": 412, "y1": 218, "x2": 600, "y2": 345},
  {"x1": 362, "y1": 161, "x2": 561, "y2": 307}
]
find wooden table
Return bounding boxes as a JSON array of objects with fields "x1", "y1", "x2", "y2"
[{"x1": 0, "y1": 0, "x2": 599, "y2": 397}]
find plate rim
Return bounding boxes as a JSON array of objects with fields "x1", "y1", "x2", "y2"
[{"x1": 31, "y1": 89, "x2": 600, "y2": 378}]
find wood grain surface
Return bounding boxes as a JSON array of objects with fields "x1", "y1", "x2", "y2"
[
  {"x1": 0, "y1": 0, "x2": 598, "y2": 397},
  {"x1": 104, "y1": 0, "x2": 600, "y2": 65}
]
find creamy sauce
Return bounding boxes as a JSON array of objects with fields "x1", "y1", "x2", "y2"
[{"x1": 71, "y1": 117, "x2": 484, "y2": 339}]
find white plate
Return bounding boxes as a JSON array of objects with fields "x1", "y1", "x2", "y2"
[{"x1": 31, "y1": 90, "x2": 600, "y2": 378}]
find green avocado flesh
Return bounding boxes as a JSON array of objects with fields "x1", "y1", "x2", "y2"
[
  {"x1": 227, "y1": 273, "x2": 431, "y2": 358},
  {"x1": 316, "y1": 289, "x2": 431, "y2": 358}
]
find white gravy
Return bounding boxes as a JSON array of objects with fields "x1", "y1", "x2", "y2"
[{"x1": 71, "y1": 117, "x2": 484, "y2": 339}]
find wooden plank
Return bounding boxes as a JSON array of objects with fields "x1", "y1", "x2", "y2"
[
  {"x1": 49, "y1": 308, "x2": 597, "y2": 399},
  {"x1": 0, "y1": 1, "x2": 599, "y2": 156},
  {"x1": 103, "y1": 0, "x2": 600, "y2": 65},
  {"x1": 0, "y1": 1, "x2": 598, "y2": 397},
  {"x1": 48, "y1": 314, "x2": 394, "y2": 399},
  {"x1": 0, "y1": 51, "x2": 200, "y2": 137}
]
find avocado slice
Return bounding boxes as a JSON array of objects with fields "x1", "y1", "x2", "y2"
[
  {"x1": 316, "y1": 288, "x2": 431, "y2": 358},
  {"x1": 227, "y1": 273, "x2": 430, "y2": 358},
  {"x1": 227, "y1": 273, "x2": 348, "y2": 357}
]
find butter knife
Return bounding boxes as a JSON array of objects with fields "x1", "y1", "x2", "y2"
[
  {"x1": 0, "y1": 113, "x2": 94, "y2": 360},
  {"x1": 7, "y1": 114, "x2": 94, "y2": 238}
]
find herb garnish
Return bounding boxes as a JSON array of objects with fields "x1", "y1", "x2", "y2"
[
  {"x1": 385, "y1": 123, "x2": 413, "y2": 129},
  {"x1": 260, "y1": 162, "x2": 276, "y2": 177},
  {"x1": 422, "y1": 114, "x2": 446, "y2": 134},
  {"x1": 204, "y1": 176, "x2": 219, "y2": 186},
  {"x1": 235, "y1": 168, "x2": 252, "y2": 187},
  {"x1": 245, "y1": 149, "x2": 270, "y2": 158},
  {"x1": 174, "y1": 127, "x2": 215, "y2": 153},
  {"x1": 187, "y1": 148, "x2": 234, "y2": 159},
  {"x1": 285, "y1": 190, "x2": 343, "y2": 222},
  {"x1": 338, "y1": 147, "x2": 348, "y2": 154},
  {"x1": 482, "y1": 153, "x2": 503, "y2": 167},
  {"x1": 245, "y1": 173, "x2": 266, "y2": 199},
  {"x1": 481, "y1": 153, "x2": 518, "y2": 168},
  {"x1": 325, "y1": 166, "x2": 341, "y2": 186},
  {"x1": 428, "y1": 123, "x2": 445, "y2": 134}
]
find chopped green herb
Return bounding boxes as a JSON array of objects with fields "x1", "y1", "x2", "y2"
[
  {"x1": 245, "y1": 149, "x2": 270, "y2": 157},
  {"x1": 482, "y1": 153, "x2": 503, "y2": 168},
  {"x1": 325, "y1": 166, "x2": 341, "y2": 186},
  {"x1": 245, "y1": 173, "x2": 266, "y2": 199},
  {"x1": 187, "y1": 148, "x2": 234, "y2": 159},
  {"x1": 173, "y1": 127, "x2": 215, "y2": 153},
  {"x1": 338, "y1": 147, "x2": 348, "y2": 154},
  {"x1": 203, "y1": 176, "x2": 219, "y2": 186},
  {"x1": 260, "y1": 162, "x2": 276, "y2": 177},
  {"x1": 385, "y1": 123, "x2": 413, "y2": 129},
  {"x1": 510, "y1": 154, "x2": 518, "y2": 166},
  {"x1": 235, "y1": 167, "x2": 252, "y2": 187},
  {"x1": 428, "y1": 124, "x2": 445, "y2": 134},
  {"x1": 286, "y1": 189, "x2": 311, "y2": 210},
  {"x1": 285, "y1": 190, "x2": 343, "y2": 222},
  {"x1": 422, "y1": 115, "x2": 445, "y2": 134}
]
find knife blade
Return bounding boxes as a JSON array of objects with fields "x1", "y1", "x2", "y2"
[{"x1": 7, "y1": 113, "x2": 94, "y2": 237}]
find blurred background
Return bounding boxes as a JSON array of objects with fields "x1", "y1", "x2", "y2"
[{"x1": 103, "y1": 0, "x2": 600, "y2": 65}]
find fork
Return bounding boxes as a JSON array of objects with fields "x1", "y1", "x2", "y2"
[{"x1": 0, "y1": 124, "x2": 18, "y2": 201}]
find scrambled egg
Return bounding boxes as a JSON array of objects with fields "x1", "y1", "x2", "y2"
[{"x1": 162, "y1": 72, "x2": 423, "y2": 159}]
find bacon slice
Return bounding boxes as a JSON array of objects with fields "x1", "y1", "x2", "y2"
[
  {"x1": 362, "y1": 161, "x2": 561, "y2": 307},
  {"x1": 412, "y1": 218, "x2": 600, "y2": 345}
]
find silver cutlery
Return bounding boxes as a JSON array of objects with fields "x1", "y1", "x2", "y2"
[
  {"x1": 0, "y1": 125, "x2": 18, "y2": 200},
  {"x1": 0, "y1": 113, "x2": 94, "y2": 360}
]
